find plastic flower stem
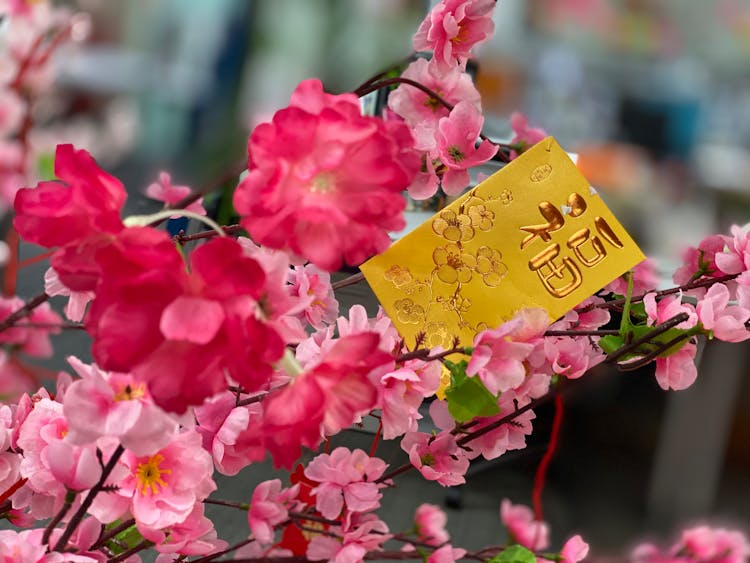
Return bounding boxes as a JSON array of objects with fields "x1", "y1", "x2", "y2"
[
  {"x1": 0, "y1": 478, "x2": 27, "y2": 505},
  {"x1": 0, "y1": 293, "x2": 49, "y2": 335},
  {"x1": 174, "y1": 224, "x2": 245, "y2": 244},
  {"x1": 617, "y1": 331, "x2": 697, "y2": 372},
  {"x1": 191, "y1": 538, "x2": 255, "y2": 563},
  {"x1": 370, "y1": 419, "x2": 383, "y2": 457},
  {"x1": 331, "y1": 271, "x2": 364, "y2": 290},
  {"x1": 605, "y1": 312, "x2": 690, "y2": 365},
  {"x1": 123, "y1": 209, "x2": 226, "y2": 237},
  {"x1": 52, "y1": 444, "x2": 125, "y2": 552},
  {"x1": 278, "y1": 347, "x2": 303, "y2": 378},
  {"x1": 109, "y1": 539, "x2": 154, "y2": 563},
  {"x1": 203, "y1": 498, "x2": 250, "y2": 511},
  {"x1": 620, "y1": 271, "x2": 634, "y2": 335},
  {"x1": 42, "y1": 489, "x2": 76, "y2": 546}
]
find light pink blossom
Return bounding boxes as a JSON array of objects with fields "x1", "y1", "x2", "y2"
[
  {"x1": 46, "y1": 440, "x2": 100, "y2": 491},
  {"x1": 413, "y1": 0, "x2": 496, "y2": 70},
  {"x1": 653, "y1": 341, "x2": 698, "y2": 391},
  {"x1": 145, "y1": 172, "x2": 205, "y2": 216},
  {"x1": 715, "y1": 225, "x2": 750, "y2": 278},
  {"x1": 559, "y1": 534, "x2": 590, "y2": 563},
  {"x1": 44, "y1": 267, "x2": 94, "y2": 322},
  {"x1": 414, "y1": 503, "x2": 450, "y2": 546},
  {"x1": 605, "y1": 259, "x2": 660, "y2": 298},
  {"x1": 673, "y1": 234, "x2": 725, "y2": 288},
  {"x1": 307, "y1": 513, "x2": 391, "y2": 563},
  {"x1": 643, "y1": 293, "x2": 697, "y2": 329},
  {"x1": 428, "y1": 544, "x2": 467, "y2": 563},
  {"x1": 401, "y1": 431, "x2": 470, "y2": 486},
  {"x1": 380, "y1": 360, "x2": 441, "y2": 439},
  {"x1": 290, "y1": 264, "x2": 338, "y2": 330},
  {"x1": 462, "y1": 394, "x2": 535, "y2": 461},
  {"x1": 696, "y1": 283, "x2": 750, "y2": 342},
  {"x1": 305, "y1": 447, "x2": 387, "y2": 520},
  {"x1": 500, "y1": 498, "x2": 549, "y2": 551},
  {"x1": 509, "y1": 112, "x2": 547, "y2": 159},
  {"x1": 247, "y1": 479, "x2": 300, "y2": 545}
]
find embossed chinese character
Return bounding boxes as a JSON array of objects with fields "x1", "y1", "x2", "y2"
[{"x1": 528, "y1": 243, "x2": 582, "y2": 298}]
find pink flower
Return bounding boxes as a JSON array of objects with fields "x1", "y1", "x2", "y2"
[
  {"x1": 140, "y1": 504, "x2": 227, "y2": 557},
  {"x1": 62, "y1": 357, "x2": 178, "y2": 457},
  {"x1": 643, "y1": 293, "x2": 697, "y2": 329},
  {"x1": 696, "y1": 284, "x2": 750, "y2": 342},
  {"x1": 13, "y1": 144, "x2": 126, "y2": 291},
  {"x1": 428, "y1": 544, "x2": 467, "y2": 563},
  {"x1": 467, "y1": 308, "x2": 548, "y2": 396},
  {"x1": 194, "y1": 391, "x2": 264, "y2": 476},
  {"x1": 247, "y1": 479, "x2": 300, "y2": 545},
  {"x1": 500, "y1": 499, "x2": 549, "y2": 551},
  {"x1": 0, "y1": 529, "x2": 48, "y2": 562},
  {"x1": 304, "y1": 448, "x2": 387, "y2": 520},
  {"x1": 145, "y1": 172, "x2": 206, "y2": 216},
  {"x1": 413, "y1": 0, "x2": 496, "y2": 70},
  {"x1": 680, "y1": 525, "x2": 750, "y2": 563},
  {"x1": 715, "y1": 225, "x2": 750, "y2": 278},
  {"x1": 380, "y1": 360, "x2": 441, "y2": 439},
  {"x1": 673, "y1": 234, "x2": 725, "y2": 287},
  {"x1": 414, "y1": 503, "x2": 450, "y2": 546},
  {"x1": 605, "y1": 258, "x2": 660, "y2": 298},
  {"x1": 401, "y1": 431, "x2": 470, "y2": 486},
  {"x1": 462, "y1": 394, "x2": 535, "y2": 461},
  {"x1": 436, "y1": 101, "x2": 498, "y2": 195},
  {"x1": 543, "y1": 336, "x2": 596, "y2": 380},
  {"x1": 101, "y1": 430, "x2": 216, "y2": 530},
  {"x1": 44, "y1": 268, "x2": 94, "y2": 322},
  {"x1": 263, "y1": 332, "x2": 393, "y2": 468},
  {"x1": 46, "y1": 440, "x2": 100, "y2": 492},
  {"x1": 653, "y1": 341, "x2": 698, "y2": 391},
  {"x1": 307, "y1": 513, "x2": 391, "y2": 563},
  {"x1": 234, "y1": 78, "x2": 420, "y2": 271},
  {"x1": 559, "y1": 535, "x2": 590, "y2": 563},
  {"x1": 290, "y1": 264, "x2": 338, "y2": 330},
  {"x1": 509, "y1": 112, "x2": 547, "y2": 159},
  {"x1": 0, "y1": 296, "x2": 61, "y2": 358}
]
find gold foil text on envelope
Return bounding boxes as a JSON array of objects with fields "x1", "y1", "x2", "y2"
[{"x1": 360, "y1": 137, "x2": 645, "y2": 349}]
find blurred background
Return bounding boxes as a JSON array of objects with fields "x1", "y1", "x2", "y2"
[{"x1": 6, "y1": 0, "x2": 750, "y2": 559}]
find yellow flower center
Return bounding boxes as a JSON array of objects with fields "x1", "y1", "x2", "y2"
[
  {"x1": 136, "y1": 453, "x2": 172, "y2": 496},
  {"x1": 310, "y1": 172, "x2": 336, "y2": 194},
  {"x1": 113, "y1": 382, "x2": 146, "y2": 402}
]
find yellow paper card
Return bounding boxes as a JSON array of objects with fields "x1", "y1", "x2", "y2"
[{"x1": 361, "y1": 137, "x2": 645, "y2": 350}]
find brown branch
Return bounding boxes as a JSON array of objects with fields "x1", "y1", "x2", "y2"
[
  {"x1": 109, "y1": 539, "x2": 153, "y2": 563},
  {"x1": 204, "y1": 498, "x2": 249, "y2": 510},
  {"x1": 332, "y1": 272, "x2": 364, "y2": 291},
  {"x1": 544, "y1": 329, "x2": 621, "y2": 337},
  {"x1": 174, "y1": 224, "x2": 246, "y2": 244},
  {"x1": 396, "y1": 346, "x2": 468, "y2": 363},
  {"x1": 605, "y1": 313, "x2": 690, "y2": 364},
  {"x1": 89, "y1": 518, "x2": 135, "y2": 551},
  {"x1": 617, "y1": 332, "x2": 694, "y2": 372},
  {"x1": 0, "y1": 293, "x2": 49, "y2": 335}
]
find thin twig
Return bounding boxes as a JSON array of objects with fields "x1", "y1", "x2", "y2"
[
  {"x1": 332, "y1": 272, "x2": 365, "y2": 291},
  {"x1": 109, "y1": 539, "x2": 153, "y2": 563},
  {"x1": 175, "y1": 224, "x2": 246, "y2": 244},
  {"x1": 605, "y1": 313, "x2": 689, "y2": 364},
  {"x1": 0, "y1": 293, "x2": 48, "y2": 335},
  {"x1": 617, "y1": 332, "x2": 694, "y2": 372},
  {"x1": 204, "y1": 498, "x2": 249, "y2": 510},
  {"x1": 89, "y1": 518, "x2": 135, "y2": 551}
]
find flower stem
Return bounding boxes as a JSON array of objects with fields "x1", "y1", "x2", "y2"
[{"x1": 124, "y1": 209, "x2": 226, "y2": 236}]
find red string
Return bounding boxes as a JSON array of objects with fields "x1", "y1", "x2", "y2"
[
  {"x1": 369, "y1": 420, "x2": 383, "y2": 458},
  {"x1": 17, "y1": 249, "x2": 55, "y2": 270},
  {"x1": 0, "y1": 478, "x2": 27, "y2": 505},
  {"x1": 532, "y1": 393, "x2": 564, "y2": 522}
]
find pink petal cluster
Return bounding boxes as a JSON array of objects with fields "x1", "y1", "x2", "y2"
[
  {"x1": 467, "y1": 308, "x2": 548, "y2": 396},
  {"x1": 605, "y1": 258, "x2": 660, "y2": 298},
  {"x1": 401, "y1": 430, "x2": 470, "y2": 486},
  {"x1": 696, "y1": 284, "x2": 750, "y2": 342},
  {"x1": 643, "y1": 293, "x2": 697, "y2": 329},
  {"x1": 62, "y1": 357, "x2": 178, "y2": 456},
  {"x1": 414, "y1": 503, "x2": 450, "y2": 546},
  {"x1": 234, "y1": 78, "x2": 420, "y2": 271},
  {"x1": 500, "y1": 498, "x2": 549, "y2": 551},
  {"x1": 653, "y1": 342, "x2": 698, "y2": 391},
  {"x1": 673, "y1": 234, "x2": 725, "y2": 288},
  {"x1": 247, "y1": 479, "x2": 300, "y2": 545},
  {"x1": 307, "y1": 513, "x2": 391, "y2": 563},
  {"x1": 92, "y1": 430, "x2": 216, "y2": 531},
  {"x1": 44, "y1": 268, "x2": 94, "y2": 322},
  {"x1": 631, "y1": 525, "x2": 750, "y2": 563},
  {"x1": 509, "y1": 112, "x2": 547, "y2": 159},
  {"x1": 262, "y1": 332, "x2": 393, "y2": 468},
  {"x1": 290, "y1": 264, "x2": 339, "y2": 330},
  {"x1": 715, "y1": 225, "x2": 750, "y2": 283},
  {"x1": 0, "y1": 296, "x2": 61, "y2": 358},
  {"x1": 380, "y1": 360, "x2": 441, "y2": 439},
  {"x1": 13, "y1": 144, "x2": 126, "y2": 291},
  {"x1": 413, "y1": 0, "x2": 496, "y2": 70},
  {"x1": 304, "y1": 447, "x2": 387, "y2": 520},
  {"x1": 145, "y1": 171, "x2": 206, "y2": 216},
  {"x1": 141, "y1": 504, "x2": 226, "y2": 557},
  {"x1": 86, "y1": 231, "x2": 285, "y2": 412}
]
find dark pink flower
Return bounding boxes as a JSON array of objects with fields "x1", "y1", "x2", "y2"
[
  {"x1": 401, "y1": 431, "x2": 469, "y2": 486},
  {"x1": 234, "y1": 79, "x2": 420, "y2": 271}
]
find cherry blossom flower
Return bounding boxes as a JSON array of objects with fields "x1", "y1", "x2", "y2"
[
  {"x1": 632, "y1": 525, "x2": 750, "y2": 563},
  {"x1": 145, "y1": 171, "x2": 205, "y2": 216},
  {"x1": 140, "y1": 503, "x2": 226, "y2": 557},
  {"x1": 643, "y1": 293, "x2": 697, "y2": 329},
  {"x1": 414, "y1": 503, "x2": 450, "y2": 546},
  {"x1": 558, "y1": 535, "x2": 590, "y2": 563},
  {"x1": 401, "y1": 430, "x2": 470, "y2": 486},
  {"x1": 380, "y1": 360, "x2": 441, "y2": 439},
  {"x1": 413, "y1": 0, "x2": 496, "y2": 70},
  {"x1": 605, "y1": 258, "x2": 660, "y2": 298},
  {"x1": 307, "y1": 513, "x2": 391, "y2": 563},
  {"x1": 653, "y1": 341, "x2": 698, "y2": 391},
  {"x1": 696, "y1": 283, "x2": 750, "y2": 342},
  {"x1": 234, "y1": 78, "x2": 419, "y2": 271},
  {"x1": 0, "y1": 296, "x2": 61, "y2": 358},
  {"x1": 500, "y1": 498, "x2": 549, "y2": 551},
  {"x1": 462, "y1": 394, "x2": 536, "y2": 461},
  {"x1": 509, "y1": 112, "x2": 547, "y2": 159},
  {"x1": 436, "y1": 101, "x2": 498, "y2": 195},
  {"x1": 428, "y1": 544, "x2": 468, "y2": 563},
  {"x1": 290, "y1": 264, "x2": 338, "y2": 330},
  {"x1": 46, "y1": 440, "x2": 100, "y2": 492},
  {"x1": 715, "y1": 225, "x2": 750, "y2": 281},
  {"x1": 673, "y1": 234, "x2": 725, "y2": 288},
  {"x1": 247, "y1": 479, "x2": 300, "y2": 545},
  {"x1": 304, "y1": 447, "x2": 387, "y2": 520}
]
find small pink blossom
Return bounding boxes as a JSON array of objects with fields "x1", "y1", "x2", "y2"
[
  {"x1": 436, "y1": 101, "x2": 498, "y2": 195},
  {"x1": 247, "y1": 479, "x2": 300, "y2": 545},
  {"x1": 305, "y1": 447, "x2": 387, "y2": 520},
  {"x1": 290, "y1": 264, "x2": 338, "y2": 329},
  {"x1": 413, "y1": 0, "x2": 496, "y2": 70},
  {"x1": 428, "y1": 544, "x2": 467, "y2": 563},
  {"x1": 696, "y1": 283, "x2": 750, "y2": 342},
  {"x1": 414, "y1": 503, "x2": 450, "y2": 546},
  {"x1": 46, "y1": 440, "x2": 100, "y2": 491},
  {"x1": 543, "y1": 336, "x2": 596, "y2": 380},
  {"x1": 461, "y1": 393, "x2": 535, "y2": 461},
  {"x1": 44, "y1": 267, "x2": 94, "y2": 322},
  {"x1": 307, "y1": 513, "x2": 391, "y2": 563},
  {"x1": 380, "y1": 360, "x2": 441, "y2": 439},
  {"x1": 605, "y1": 259, "x2": 660, "y2": 297},
  {"x1": 653, "y1": 340, "x2": 698, "y2": 391},
  {"x1": 0, "y1": 296, "x2": 61, "y2": 358},
  {"x1": 673, "y1": 234, "x2": 725, "y2": 288},
  {"x1": 0, "y1": 529, "x2": 48, "y2": 562},
  {"x1": 632, "y1": 524, "x2": 750, "y2": 563},
  {"x1": 559, "y1": 535, "x2": 590, "y2": 563},
  {"x1": 500, "y1": 498, "x2": 549, "y2": 551},
  {"x1": 145, "y1": 172, "x2": 206, "y2": 216},
  {"x1": 643, "y1": 293, "x2": 697, "y2": 330},
  {"x1": 401, "y1": 431, "x2": 470, "y2": 486},
  {"x1": 142, "y1": 503, "x2": 227, "y2": 557},
  {"x1": 715, "y1": 225, "x2": 750, "y2": 278},
  {"x1": 509, "y1": 112, "x2": 547, "y2": 159}
]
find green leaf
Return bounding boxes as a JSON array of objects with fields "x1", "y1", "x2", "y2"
[
  {"x1": 104, "y1": 520, "x2": 143, "y2": 555},
  {"x1": 488, "y1": 544, "x2": 537, "y2": 563},
  {"x1": 598, "y1": 334, "x2": 624, "y2": 355},
  {"x1": 444, "y1": 360, "x2": 501, "y2": 423},
  {"x1": 36, "y1": 153, "x2": 55, "y2": 181}
]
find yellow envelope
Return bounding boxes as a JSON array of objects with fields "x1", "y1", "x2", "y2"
[{"x1": 361, "y1": 137, "x2": 645, "y2": 350}]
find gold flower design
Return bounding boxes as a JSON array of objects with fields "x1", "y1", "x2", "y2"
[
  {"x1": 474, "y1": 246, "x2": 508, "y2": 287},
  {"x1": 394, "y1": 298, "x2": 425, "y2": 324},
  {"x1": 384, "y1": 265, "x2": 413, "y2": 288},
  {"x1": 467, "y1": 204, "x2": 495, "y2": 231},
  {"x1": 423, "y1": 321, "x2": 451, "y2": 348},
  {"x1": 433, "y1": 244, "x2": 477, "y2": 285},
  {"x1": 500, "y1": 189, "x2": 513, "y2": 206},
  {"x1": 431, "y1": 209, "x2": 475, "y2": 242}
]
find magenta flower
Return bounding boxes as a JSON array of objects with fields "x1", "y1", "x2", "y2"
[
  {"x1": 500, "y1": 498, "x2": 549, "y2": 551},
  {"x1": 304, "y1": 447, "x2": 387, "y2": 520},
  {"x1": 234, "y1": 78, "x2": 420, "y2": 271},
  {"x1": 413, "y1": 0, "x2": 496, "y2": 70},
  {"x1": 247, "y1": 479, "x2": 300, "y2": 545},
  {"x1": 290, "y1": 264, "x2": 339, "y2": 330},
  {"x1": 436, "y1": 101, "x2": 498, "y2": 195},
  {"x1": 401, "y1": 431, "x2": 470, "y2": 486}
]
